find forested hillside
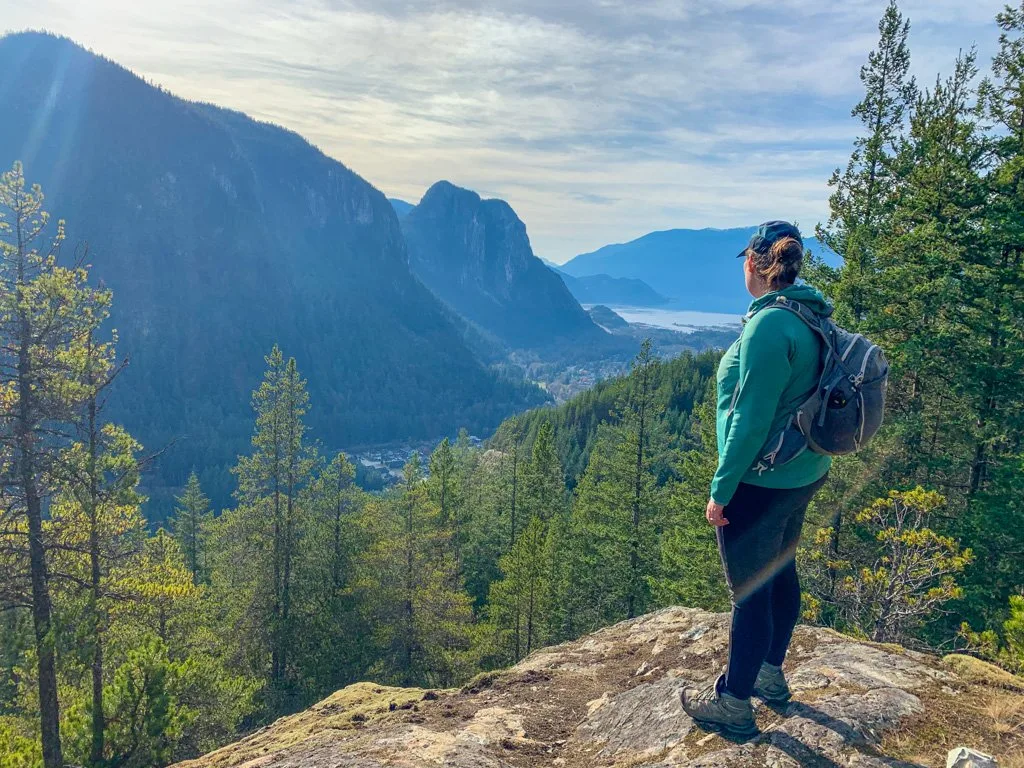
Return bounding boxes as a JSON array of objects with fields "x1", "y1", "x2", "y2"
[
  {"x1": 491, "y1": 347, "x2": 720, "y2": 485},
  {"x1": 2, "y1": 3, "x2": 1024, "y2": 768},
  {"x1": 0, "y1": 33, "x2": 547, "y2": 517}
]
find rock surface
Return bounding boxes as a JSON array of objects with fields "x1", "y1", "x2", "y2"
[
  {"x1": 402, "y1": 180, "x2": 609, "y2": 349},
  {"x1": 173, "y1": 607, "x2": 1024, "y2": 768}
]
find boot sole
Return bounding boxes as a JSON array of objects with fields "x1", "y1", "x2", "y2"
[
  {"x1": 753, "y1": 687, "x2": 792, "y2": 705},
  {"x1": 688, "y1": 715, "x2": 759, "y2": 739}
]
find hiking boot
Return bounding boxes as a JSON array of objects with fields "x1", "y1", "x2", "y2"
[
  {"x1": 753, "y1": 662, "x2": 792, "y2": 704},
  {"x1": 680, "y1": 675, "x2": 758, "y2": 738}
]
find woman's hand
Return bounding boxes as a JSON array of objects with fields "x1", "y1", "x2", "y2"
[{"x1": 705, "y1": 498, "x2": 729, "y2": 527}]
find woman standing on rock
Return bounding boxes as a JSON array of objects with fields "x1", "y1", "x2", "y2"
[{"x1": 680, "y1": 221, "x2": 832, "y2": 738}]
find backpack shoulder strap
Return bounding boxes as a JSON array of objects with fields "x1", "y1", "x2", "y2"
[{"x1": 751, "y1": 296, "x2": 830, "y2": 342}]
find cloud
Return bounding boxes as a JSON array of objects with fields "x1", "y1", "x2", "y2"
[{"x1": 1, "y1": 0, "x2": 1008, "y2": 260}]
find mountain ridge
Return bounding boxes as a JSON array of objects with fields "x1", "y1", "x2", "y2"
[
  {"x1": 402, "y1": 180, "x2": 609, "y2": 350},
  {"x1": 563, "y1": 227, "x2": 836, "y2": 313},
  {"x1": 0, "y1": 32, "x2": 546, "y2": 515}
]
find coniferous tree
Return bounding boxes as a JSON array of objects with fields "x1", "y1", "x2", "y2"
[
  {"x1": 427, "y1": 438, "x2": 462, "y2": 570},
  {"x1": 487, "y1": 515, "x2": 548, "y2": 662},
  {"x1": 814, "y1": 0, "x2": 916, "y2": 323},
  {"x1": 51, "y1": 421, "x2": 145, "y2": 768},
  {"x1": 356, "y1": 456, "x2": 474, "y2": 687},
  {"x1": 217, "y1": 347, "x2": 315, "y2": 711},
  {"x1": 171, "y1": 472, "x2": 212, "y2": 585},
  {"x1": 522, "y1": 422, "x2": 564, "y2": 524},
  {"x1": 0, "y1": 162, "x2": 113, "y2": 768},
  {"x1": 567, "y1": 341, "x2": 667, "y2": 631},
  {"x1": 656, "y1": 386, "x2": 729, "y2": 611}
]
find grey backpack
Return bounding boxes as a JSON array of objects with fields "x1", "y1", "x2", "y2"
[{"x1": 752, "y1": 295, "x2": 889, "y2": 475}]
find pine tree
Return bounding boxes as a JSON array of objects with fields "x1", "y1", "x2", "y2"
[
  {"x1": 428, "y1": 438, "x2": 462, "y2": 569},
  {"x1": 498, "y1": 418, "x2": 523, "y2": 551},
  {"x1": 522, "y1": 422, "x2": 564, "y2": 524},
  {"x1": 50, "y1": 421, "x2": 145, "y2": 768},
  {"x1": 567, "y1": 341, "x2": 667, "y2": 631},
  {"x1": 487, "y1": 515, "x2": 548, "y2": 662},
  {"x1": 225, "y1": 347, "x2": 315, "y2": 710},
  {"x1": 656, "y1": 386, "x2": 729, "y2": 611},
  {"x1": 171, "y1": 472, "x2": 212, "y2": 585},
  {"x1": 356, "y1": 456, "x2": 473, "y2": 686},
  {"x1": 814, "y1": 0, "x2": 917, "y2": 323},
  {"x1": 0, "y1": 162, "x2": 114, "y2": 768},
  {"x1": 292, "y1": 452, "x2": 366, "y2": 699}
]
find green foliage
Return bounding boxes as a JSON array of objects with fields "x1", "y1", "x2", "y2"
[
  {"x1": 493, "y1": 348, "x2": 720, "y2": 486},
  {"x1": 804, "y1": 488, "x2": 972, "y2": 643},
  {"x1": 354, "y1": 457, "x2": 475, "y2": 688},
  {"x1": 655, "y1": 385, "x2": 729, "y2": 611},
  {"x1": 171, "y1": 473, "x2": 213, "y2": 584}
]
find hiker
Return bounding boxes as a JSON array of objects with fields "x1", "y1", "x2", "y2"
[{"x1": 679, "y1": 221, "x2": 833, "y2": 738}]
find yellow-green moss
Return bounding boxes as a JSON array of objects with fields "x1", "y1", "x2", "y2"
[
  {"x1": 173, "y1": 682, "x2": 433, "y2": 768},
  {"x1": 943, "y1": 654, "x2": 1024, "y2": 693}
]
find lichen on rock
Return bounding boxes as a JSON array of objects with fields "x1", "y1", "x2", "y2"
[{"x1": 172, "y1": 607, "x2": 1024, "y2": 768}]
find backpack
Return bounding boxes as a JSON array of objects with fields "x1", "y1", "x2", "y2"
[{"x1": 751, "y1": 295, "x2": 889, "y2": 475}]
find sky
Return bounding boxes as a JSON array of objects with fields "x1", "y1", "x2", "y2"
[{"x1": 0, "y1": 0, "x2": 1008, "y2": 262}]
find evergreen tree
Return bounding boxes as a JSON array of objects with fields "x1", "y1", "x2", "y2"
[
  {"x1": 427, "y1": 438, "x2": 462, "y2": 570},
  {"x1": 221, "y1": 347, "x2": 315, "y2": 710},
  {"x1": 171, "y1": 472, "x2": 212, "y2": 585},
  {"x1": 50, "y1": 421, "x2": 145, "y2": 768},
  {"x1": 0, "y1": 162, "x2": 114, "y2": 768},
  {"x1": 656, "y1": 386, "x2": 729, "y2": 611},
  {"x1": 355, "y1": 456, "x2": 474, "y2": 687},
  {"x1": 292, "y1": 452, "x2": 367, "y2": 699},
  {"x1": 522, "y1": 422, "x2": 565, "y2": 524},
  {"x1": 814, "y1": 0, "x2": 916, "y2": 323},
  {"x1": 566, "y1": 341, "x2": 667, "y2": 631},
  {"x1": 487, "y1": 515, "x2": 548, "y2": 662}
]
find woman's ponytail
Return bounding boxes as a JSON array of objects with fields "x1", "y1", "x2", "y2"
[{"x1": 749, "y1": 237, "x2": 803, "y2": 289}]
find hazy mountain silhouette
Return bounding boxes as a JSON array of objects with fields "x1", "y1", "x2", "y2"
[
  {"x1": 563, "y1": 227, "x2": 837, "y2": 312},
  {"x1": 402, "y1": 181, "x2": 608, "y2": 350},
  {"x1": 0, "y1": 32, "x2": 546, "y2": 515}
]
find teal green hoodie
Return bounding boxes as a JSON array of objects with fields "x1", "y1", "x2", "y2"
[{"x1": 710, "y1": 283, "x2": 833, "y2": 506}]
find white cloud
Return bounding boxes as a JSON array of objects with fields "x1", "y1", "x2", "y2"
[{"x1": 0, "y1": 0, "x2": 1008, "y2": 260}]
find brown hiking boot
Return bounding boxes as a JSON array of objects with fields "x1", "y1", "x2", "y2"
[{"x1": 680, "y1": 675, "x2": 758, "y2": 738}]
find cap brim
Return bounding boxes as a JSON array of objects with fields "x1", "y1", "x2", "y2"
[{"x1": 736, "y1": 249, "x2": 747, "y2": 258}]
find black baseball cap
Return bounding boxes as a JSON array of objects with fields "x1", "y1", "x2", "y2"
[{"x1": 737, "y1": 220, "x2": 803, "y2": 258}]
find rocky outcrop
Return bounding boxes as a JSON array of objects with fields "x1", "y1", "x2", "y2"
[
  {"x1": 402, "y1": 181, "x2": 608, "y2": 349},
  {"x1": 173, "y1": 607, "x2": 1024, "y2": 768}
]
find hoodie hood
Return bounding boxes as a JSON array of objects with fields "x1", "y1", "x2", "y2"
[{"x1": 747, "y1": 283, "x2": 833, "y2": 317}]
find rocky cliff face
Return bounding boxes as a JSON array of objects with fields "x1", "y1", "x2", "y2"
[
  {"x1": 0, "y1": 33, "x2": 547, "y2": 516},
  {"x1": 172, "y1": 607, "x2": 1024, "y2": 768},
  {"x1": 402, "y1": 181, "x2": 607, "y2": 349}
]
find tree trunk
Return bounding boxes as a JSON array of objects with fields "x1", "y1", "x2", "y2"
[
  {"x1": 87, "y1": 389, "x2": 105, "y2": 767},
  {"x1": 16, "y1": 239, "x2": 63, "y2": 768}
]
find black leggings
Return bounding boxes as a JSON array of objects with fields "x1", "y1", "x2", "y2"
[{"x1": 716, "y1": 476, "x2": 827, "y2": 699}]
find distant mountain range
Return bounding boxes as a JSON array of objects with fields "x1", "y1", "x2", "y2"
[
  {"x1": 553, "y1": 270, "x2": 669, "y2": 306},
  {"x1": 562, "y1": 228, "x2": 839, "y2": 313},
  {"x1": 401, "y1": 181, "x2": 608, "y2": 350},
  {"x1": 0, "y1": 32, "x2": 547, "y2": 515}
]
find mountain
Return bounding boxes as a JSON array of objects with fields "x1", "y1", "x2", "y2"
[
  {"x1": 586, "y1": 304, "x2": 630, "y2": 330},
  {"x1": 389, "y1": 198, "x2": 414, "y2": 218},
  {"x1": 555, "y1": 270, "x2": 670, "y2": 306},
  {"x1": 401, "y1": 181, "x2": 607, "y2": 349},
  {"x1": 0, "y1": 33, "x2": 547, "y2": 515},
  {"x1": 172, "y1": 606, "x2": 1014, "y2": 768},
  {"x1": 562, "y1": 228, "x2": 838, "y2": 313}
]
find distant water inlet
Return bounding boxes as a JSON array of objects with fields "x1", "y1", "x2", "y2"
[{"x1": 590, "y1": 306, "x2": 743, "y2": 334}]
